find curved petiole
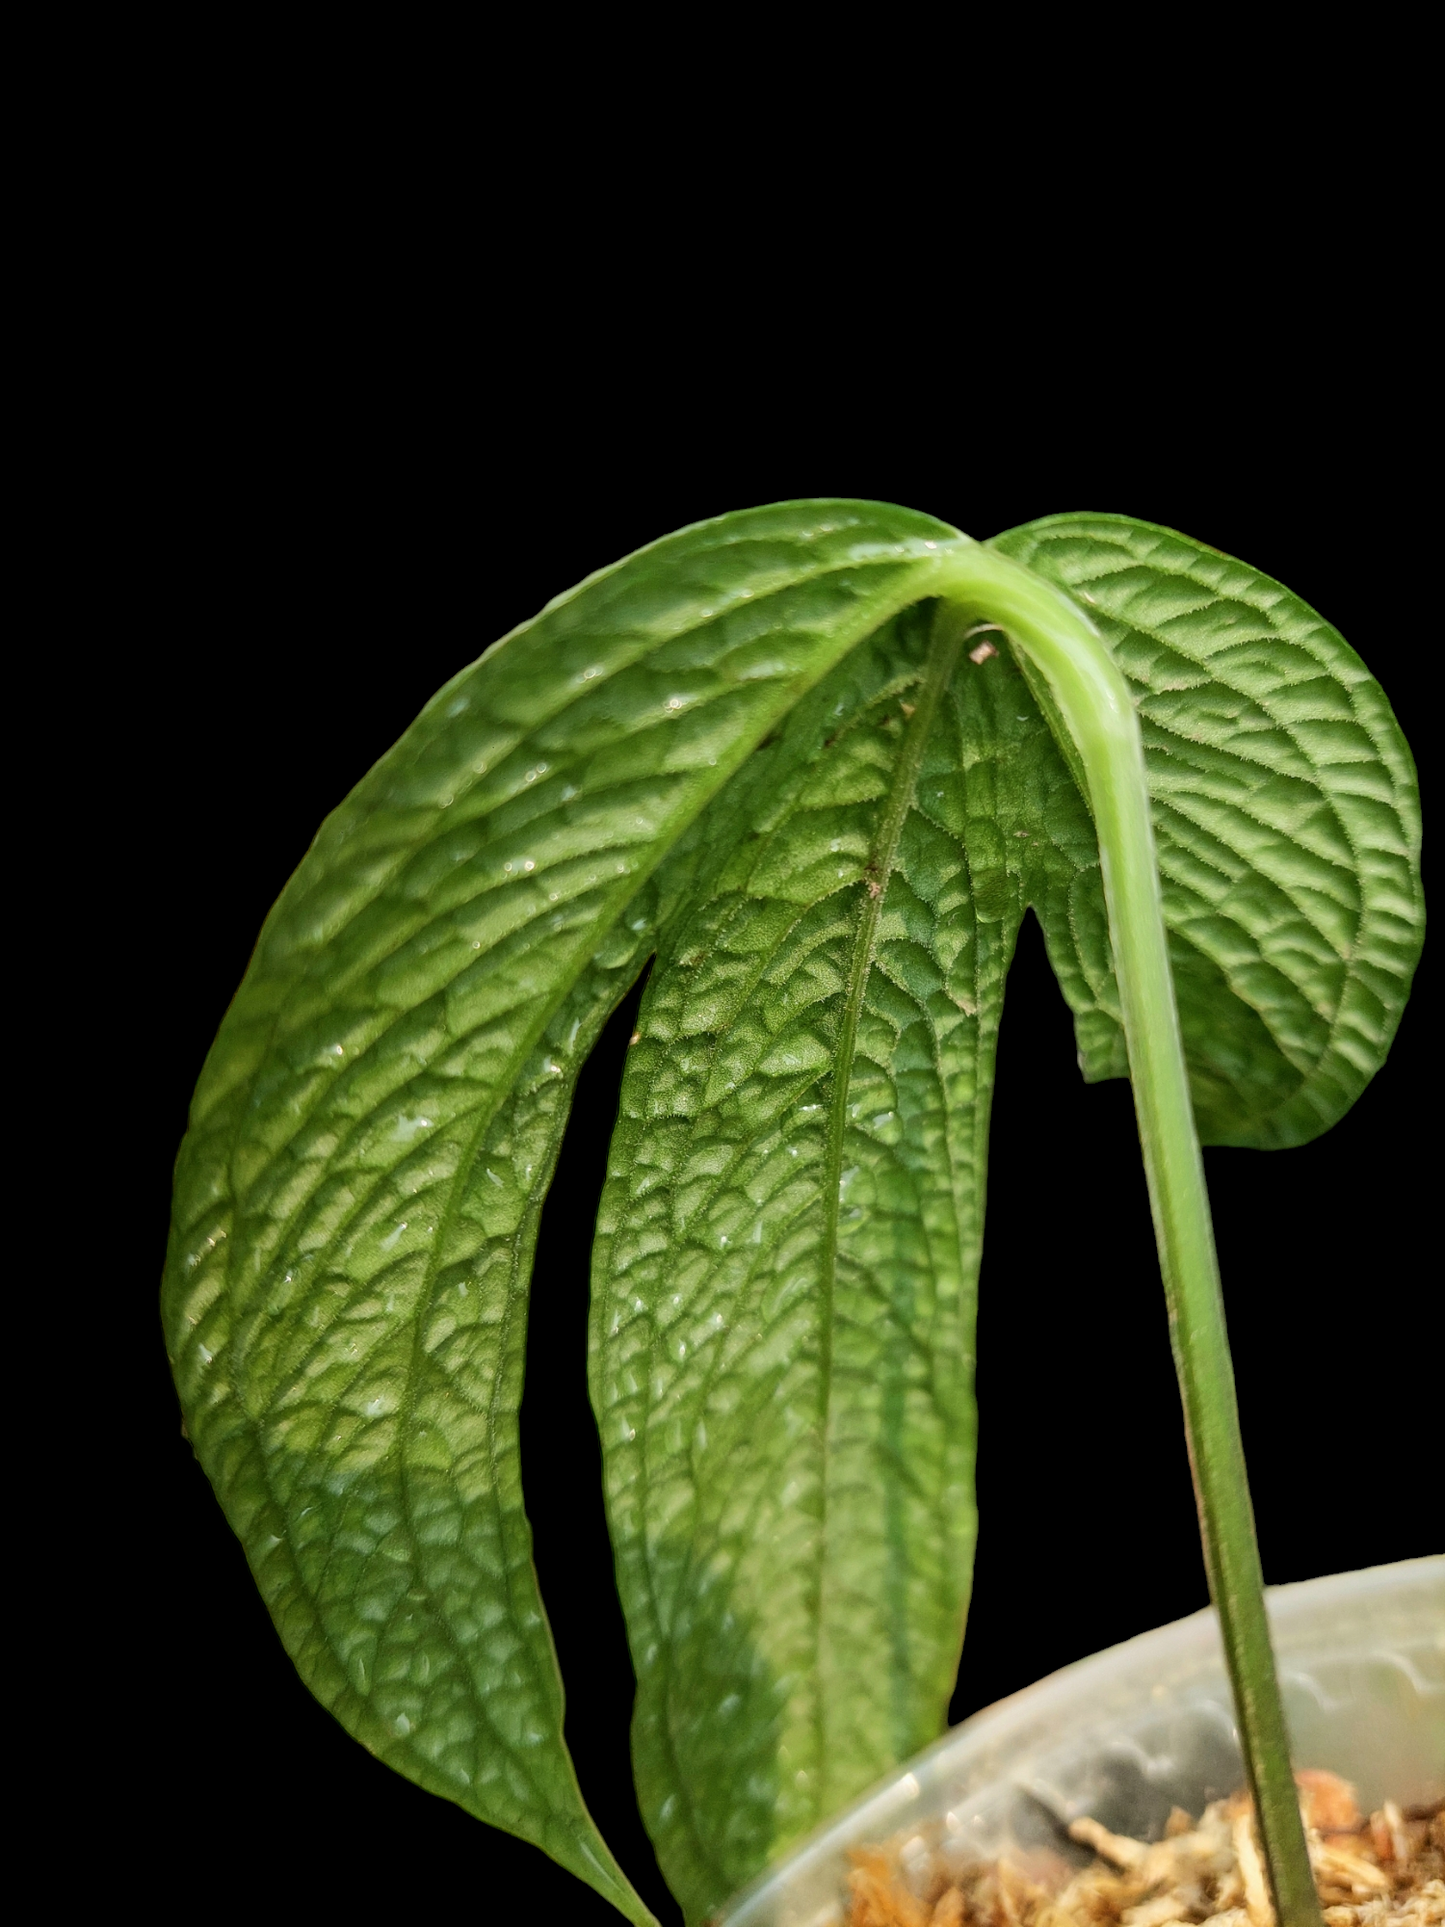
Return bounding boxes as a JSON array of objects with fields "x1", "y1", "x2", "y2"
[{"x1": 930, "y1": 548, "x2": 1322, "y2": 1927}]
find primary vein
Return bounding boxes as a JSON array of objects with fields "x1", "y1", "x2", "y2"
[{"x1": 809, "y1": 607, "x2": 965, "y2": 1784}]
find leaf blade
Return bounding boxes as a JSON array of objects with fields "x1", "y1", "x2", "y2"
[
  {"x1": 163, "y1": 500, "x2": 969, "y2": 1916},
  {"x1": 590, "y1": 612, "x2": 1094, "y2": 1917},
  {"x1": 992, "y1": 512, "x2": 1424, "y2": 1145}
]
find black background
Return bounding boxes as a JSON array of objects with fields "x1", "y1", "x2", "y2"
[{"x1": 98, "y1": 278, "x2": 1435, "y2": 1924}]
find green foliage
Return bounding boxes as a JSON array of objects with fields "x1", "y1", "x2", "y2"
[
  {"x1": 163, "y1": 503, "x2": 1421, "y2": 1925},
  {"x1": 994, "y1": 513, "x2": 1422, "y2": 1149},
  {"x1": 593, "y1": 605, "x2": 1084, "y2": 1909}
]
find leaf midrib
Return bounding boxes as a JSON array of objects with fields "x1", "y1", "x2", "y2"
[{"x1": 808, "y1": 611, "x2": 965, "y2": 1785}]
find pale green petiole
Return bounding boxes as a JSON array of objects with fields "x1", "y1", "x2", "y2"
[{"x1": 930, "y1": 548, "x2": 1322, "y2": 1927}]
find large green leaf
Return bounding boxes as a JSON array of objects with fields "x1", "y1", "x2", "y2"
[{"x1": 161, "y1": 501, "x2": 972, "y2": 1922}]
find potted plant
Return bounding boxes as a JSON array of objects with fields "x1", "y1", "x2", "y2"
[{"x1": 162, "y1": 503, "x2": 1427, "y2": 1925}]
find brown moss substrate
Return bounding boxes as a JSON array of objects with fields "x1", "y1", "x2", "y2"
[{"x1": 845, "y1": 1771, "x2": 1444, "y2": 1927}]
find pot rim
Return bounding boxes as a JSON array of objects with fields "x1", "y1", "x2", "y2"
[{"x1": 716, "y1": 1554, "x2": 1445, "y2": 1925}]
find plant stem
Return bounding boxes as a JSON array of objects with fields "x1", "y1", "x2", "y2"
[{"x1": 933, "y1": 554, "x2": 1322, "y2": 1927}]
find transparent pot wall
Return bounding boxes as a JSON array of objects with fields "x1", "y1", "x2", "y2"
[{"x1": 718, "y1": 1558, "x2": 1444, "y2": 1927}]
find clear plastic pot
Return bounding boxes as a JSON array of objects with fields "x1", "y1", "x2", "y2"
[{"x1": 717, "y1": 1557, "x2": 1444, "y2": 1927}]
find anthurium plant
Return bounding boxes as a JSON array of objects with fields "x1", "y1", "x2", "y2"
[{"x1": 163, "y1": 504, "x2": 1423, "y2": 1927}]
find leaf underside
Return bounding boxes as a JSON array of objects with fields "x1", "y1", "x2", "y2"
[{"x1": 162, "y1": 503, "x2": 1422, "y2": 1924}]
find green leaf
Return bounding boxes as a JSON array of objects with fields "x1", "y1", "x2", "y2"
[
  {"x1": 591, "y1": 606, "x2": 1102, "y2": 1919},
  {"x1": 161, "y1": 500, "x2": 972, "y2": 1921},
  {"x1": 992, "y1": 513, "x2": 1424, "y2": 1147}
]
